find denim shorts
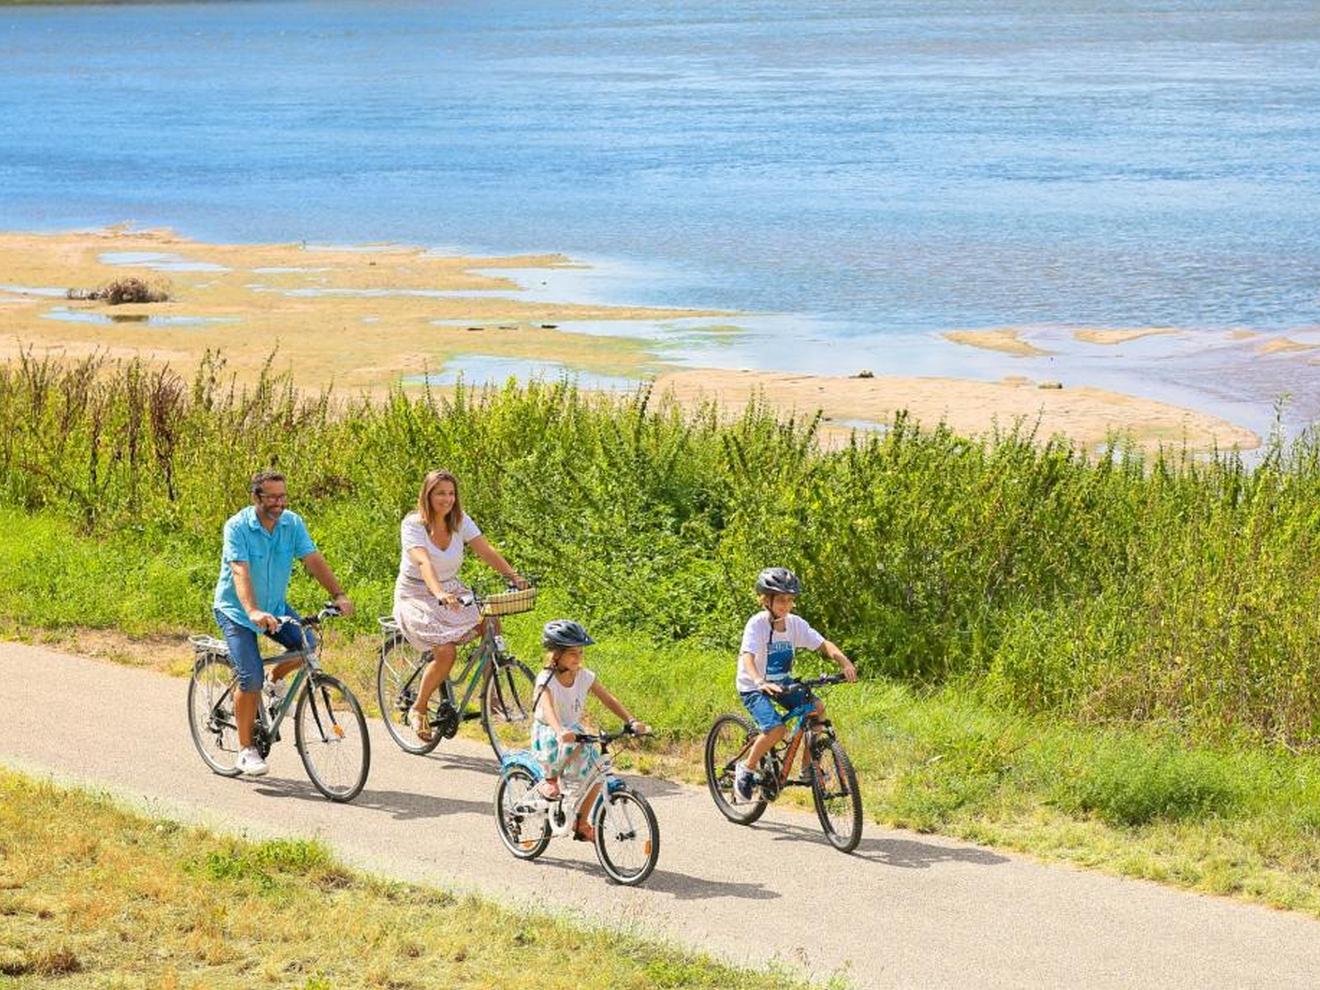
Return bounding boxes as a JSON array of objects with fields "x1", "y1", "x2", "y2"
[
  {"x1": 739, "y1": 685, "x2": 817, "y2": 732},
  {"x1": 213, "y1": 608, "x2": 315, "y2": 693}
]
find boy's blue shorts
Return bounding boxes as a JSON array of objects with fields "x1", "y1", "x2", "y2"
[{"x1": 740, "y1": 685, "x2": 817, "y2": 732}]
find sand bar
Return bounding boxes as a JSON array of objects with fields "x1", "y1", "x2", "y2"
[
  {"x1": 0, "y1": 228, "x2": 1263, "y2": 453},
  {"x1": 651, "y1": 369, "x2": 1259, "y2": 453},
  {"x1": 1073, "y1": 327, "x2": 1181, "y2": 346},
  {"x1": 0, "y1": 228, "x2": 719, "y2": 388},
  {"x1": 943, "y1": 328, "x2": 1054, "y2": 357}
]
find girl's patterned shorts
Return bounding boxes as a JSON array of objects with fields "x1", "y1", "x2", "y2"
[{"x1": 531, "y1": 720, "x2": 599, "y2": 783}]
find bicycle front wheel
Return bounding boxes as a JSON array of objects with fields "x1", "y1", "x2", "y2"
[
  {"x1": 481, "y1": 658, "x2": 536, "y2": 759},
  {"x1": 376, "y1": 634, "x2": 443, "y2": 755},
  {"x1": 593, "y1": 786, "x2": 660, "y2": 886},
  {"x1": 704, "y1": 713, "x2": 767, "y2": 825},
  {"x1": 494, "y1": 766, "x2": 550, "y2": 860},
  {"x1": 187, "y1": 654, "x2": 243, "y2": 777},
  {"x1": 811, "y1": 739, "x2": 863, "y2": 853},
  {"x1": 295, "y1": 673, "x2": 371, "y2": 802}
]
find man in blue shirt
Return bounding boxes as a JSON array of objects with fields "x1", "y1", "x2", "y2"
[{"x1": 213, "y1": 469, "x2": 355, "y2": 776}]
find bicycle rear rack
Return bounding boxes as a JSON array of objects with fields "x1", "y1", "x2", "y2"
[{"x1": 188, "y1": 634, "x2": 229, "y2": 657}]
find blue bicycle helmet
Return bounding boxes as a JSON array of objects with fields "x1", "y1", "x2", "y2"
[
  {"x1": 541, "y1": 619, "x2": 595, "y2": 649},
  {"x1": 755, "y1": 566, "x2": 801, "y2": 597}
]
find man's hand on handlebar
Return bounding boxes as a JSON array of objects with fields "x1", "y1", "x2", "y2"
[
  {"x1": 331, "y1": 592, "x2": 354, "y2": 618},
  {"x1": 247, "y1": 609, "x2": 280, "y2": 633}
]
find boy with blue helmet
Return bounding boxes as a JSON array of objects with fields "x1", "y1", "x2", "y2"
[{"x1": 734, "y1": 568, "x2": 856, "y2": 802}]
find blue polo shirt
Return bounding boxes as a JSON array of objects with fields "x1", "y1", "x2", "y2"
[{"x1": 213, "y1": 506, "x2": 317, "y2": 632}]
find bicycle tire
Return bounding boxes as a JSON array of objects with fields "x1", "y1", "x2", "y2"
[
  {"x1": 593, "y1": 786, "x2": 660, "y2": 886},
  {"x1": 811, "y1": 738, "x2": 863, "y2": 853},
  {"x1": 494, "y1": 766, "x2": 550, "y2": 860},
  {"x1": 704, "y1": 713, "x2": 767, "y2": 825},
  {"x1": 376, "y1": 634, "x2": 443, "y2": 756},
  {"x1": 480, "y1": 658, "x2": 536, "y2": 759},
  {"x1": 187, "y1": 654, "x2": 243, "y2": 777},
  {"x1": 295, "y1": 673, "x2": 371, "y2": 802}
]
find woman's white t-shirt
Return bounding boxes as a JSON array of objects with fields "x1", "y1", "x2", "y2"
[
  {"x1": 735, "y1": 612, "x2": 825, "y2": 692},
  {"x1": 398, "y1": 511, "x2": 481, "y2": 583},
  {"x1": 534, "y1": 667, "x2": 597, "y2": 729}
]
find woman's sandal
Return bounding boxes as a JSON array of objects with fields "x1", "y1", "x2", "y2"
[
  {"x1": 572, "y1": 822, "x2": 596, "y2": 843},
  {"x1": 407, "y1": 707, "x2": 433, "y2": 742}
]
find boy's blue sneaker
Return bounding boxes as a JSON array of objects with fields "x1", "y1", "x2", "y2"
[{"x1": 733, "y1": 762, "x2": 755, "y2": 804}]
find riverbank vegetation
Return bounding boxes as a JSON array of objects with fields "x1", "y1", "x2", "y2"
[
  {"x1": 2, "y1": 350, "x2": 1319, "y2": 913},
  {"x1": 0, "y1": 770, "x2": 817, "y2": 989}
]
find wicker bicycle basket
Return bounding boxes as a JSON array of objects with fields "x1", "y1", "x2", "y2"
[{"x1": 474, "y1": 584, "x2": 538, "y2": 617}]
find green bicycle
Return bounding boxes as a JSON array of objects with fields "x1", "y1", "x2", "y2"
[
  {"x1": 376, "y1": 580, "x2": 538, "y2": 759},
  {"x1": 187, "y1": 604, "x2": 371, "y2": 802}
]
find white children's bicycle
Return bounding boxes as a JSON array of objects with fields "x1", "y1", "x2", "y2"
[{"x1": 494, "y1": 724, "x2": 660, "y2": 886}]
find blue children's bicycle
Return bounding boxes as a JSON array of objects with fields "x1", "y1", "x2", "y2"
[
  {"x1": 704, "y1": 674, "x2": 863, "y2": 852},
  {"x1": 494, "y1": 724, "x2": 660, "y2": 886}
]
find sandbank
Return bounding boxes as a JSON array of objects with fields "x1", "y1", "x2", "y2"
[
  {"x1": 0, "y1": 228, "x2": 1264, "y2": 453},
  {"x1": 1257, "y1": 338, "x2": 1318, "y2": 357},
  {"x1": 0, "y1": 228, "x2": 719, "y2": 389},
  {"x1": 943, "y1": 328, "x2": 1053, "y2": 357},
  {"x1": 1073, "y1": 327, "x2": 1181, "y2": 346},
  {"x1": 651, "y1": 369, "x2": 1259, "y2": 453}
]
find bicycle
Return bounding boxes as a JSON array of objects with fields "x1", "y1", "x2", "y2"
[
  {"x1": 376, "y1": 579, "x2": 538, "y2": 759},
  {"x1": 494, "y1": 724, "x2": 660, "y2": 886},
  {"x1": 704, "y1": 674, "x2": 863, "y2": 853},
  {"x1": 186, "y1": 604, "x2": 371, "y2": 802}
]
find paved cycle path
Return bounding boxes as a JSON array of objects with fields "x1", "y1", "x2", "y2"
[{"x1": 2, "y1": 643, "x2": 1317, "y2": 988}]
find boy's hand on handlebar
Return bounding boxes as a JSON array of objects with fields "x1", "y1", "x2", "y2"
[
  {"x1": 627, "y1": 720, "x2": 652, "y2": 736},
  {"x1": 840, "y1": 659, "x2": 858, "y2": 683},
  {"x1": 759, "y1": 681, "x2": 784, "y2": 696}
]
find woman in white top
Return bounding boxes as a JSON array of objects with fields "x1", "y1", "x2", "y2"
[{"x1": 394, "y1": 469, "x2": 526, "y2": 741}]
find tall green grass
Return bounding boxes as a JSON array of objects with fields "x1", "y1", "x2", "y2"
[{"x1": 2, "y1": 349, "x2": 1319, "y2": 745}]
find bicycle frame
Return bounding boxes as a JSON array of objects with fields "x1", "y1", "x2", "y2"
[
  {"x1": 386, "y1": 614, "x2": 512, "y2": 720},
  {"x1": 196, "y1": 615, "x2": 332, "y2": 745},
  {"x1": 507, "y1": 734, "x2": 625, "y2": 833},
  {"x1": 739, "y1": 680, "x2": 841, "y2": 797}
]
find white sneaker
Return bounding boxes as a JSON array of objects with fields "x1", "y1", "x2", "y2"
[{"x1": 236, "y1": 747, "x2": 268, "y2": 777}]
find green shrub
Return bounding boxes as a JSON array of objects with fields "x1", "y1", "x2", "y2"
[
  {"x1": 1053, "y1": 737, "x2": 1240, "y2": 826},
  {"x1": 1, "y1": 350, "x2": 1319, "y2": 744}
]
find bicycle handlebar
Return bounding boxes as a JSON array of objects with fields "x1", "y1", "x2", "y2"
[
  {"x1": 567, "y1": 723, "x2": 650, "y2": 745},
  {"x1": 276, "y1": 603, "x2": 343, "y2": 628},
  {"x1": 761, "y1": 673, "x2": 848, "y2": 693}
]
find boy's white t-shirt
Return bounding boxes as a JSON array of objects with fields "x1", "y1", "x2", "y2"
[
  {"x1": 736, "y1": 612, "x2": 825, "y2": 692},
  {"x1": 534, "y1": 667, "x2": 597, "y2": 729},
  {"x1": 398, "y1": 511, "x2": 481, "y2": 583}
]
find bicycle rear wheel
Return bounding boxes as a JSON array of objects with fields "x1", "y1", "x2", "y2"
[
  {"x1": 187, "y1": 654, "x2": 243, "y2": 777},
  {"x1": 704, "y1": 713, "x2": 767, "y2": 825},
  {"x1": 295, "y1": 673, "x2": 371, "y2": 802},
  {"x1": 481, "y1": 658, "x2": 536, "y2": 759},
  {"x1": 494, "y1": 766, "x2": 550, "y2": 860},
  {"x1": 811, "y1": 739, "x2": 863, "y2": 853},
  {"x1": 593, "y1": 786, "x2": 659, "y2": 886},
  {"x1": 376, "y1": 634, "x2": 443, "y2": 755}
]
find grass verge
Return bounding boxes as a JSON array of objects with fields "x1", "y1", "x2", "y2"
[{"x1": 0, "y1": 769, "x2": 824, "y2": 989}]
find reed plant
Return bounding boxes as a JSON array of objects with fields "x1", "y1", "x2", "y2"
[{"x1": 1, "y1": 349, "x2": 1318, "y2": 746}]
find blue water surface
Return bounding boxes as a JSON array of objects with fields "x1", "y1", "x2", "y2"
[{"x1": 2, "y1": 0, "x2": 1317, "y2": 339}]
